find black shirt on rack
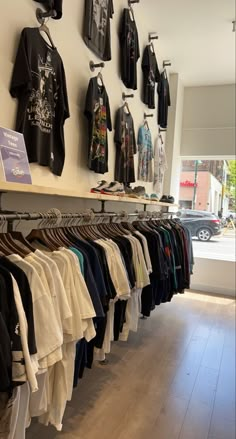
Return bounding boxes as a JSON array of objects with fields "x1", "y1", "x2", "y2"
[
  {"x1": 157, "y1": 71, "x2": 171, "y2": 129},
  {"x1": 119, "y1": 8, "x2": 140, "y2": 90},
  {"x1": 142, "y1": 45, "x2": 160, "y2": 109},
  {"x1": 83, "y1": 0, "x2": 114, "y2": 61},
  {"x1": 10, "y1": 27, "x2": 70, "y2": 176},
  {"x1": 84, "y1": 77, "x2": 112, "y2": 174}
]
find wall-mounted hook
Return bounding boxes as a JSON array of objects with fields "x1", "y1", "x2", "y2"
[
  {"x1": 36, "y1": 7, "x2": 57, "y2": 24},
  {"x1": 122, "y1": 92, "x2": 134, "y2": 101},
  {"x1": 89, "y1": 61, "x2": 105, "y2": 72},
  {"x1": 149, "y1": 33, "x2": 158, "y2": 42},
  {"x1": 144, "y1": 113, "x2": 154, "y2": 119},
  {"x1": 128, "y1": 0, "x2": 140, "y2": 5},
  {"x1": 163, "y1": 60, "x2": 171, "y2": 68}
]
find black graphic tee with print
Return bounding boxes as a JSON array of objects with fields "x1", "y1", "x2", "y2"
[
  {"x1": 142, "y1": 45, "x2": 160, "y2": 109},
  {"x1": 157, "y1": 71, "x2": 171, "y2": 129},
  {"x1": 84, "y1": 0, "x2": 114, "y2": 61},
  {"x1": 119, "y1": 8, "x2": 140, "y2": 90},
  {"x1": 10, "y1": 28, "x2": 69, "y2": 176},
  {"x1": 84, "y1": 77, "x2": 112, "y2": 174},
  {"x1": 114, "y1": 107, "x2": 136, "y2": 184}
]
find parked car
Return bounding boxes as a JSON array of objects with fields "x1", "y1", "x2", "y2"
[{"x1": 177, "y1": 209, "x2": 221, "y2": 241}]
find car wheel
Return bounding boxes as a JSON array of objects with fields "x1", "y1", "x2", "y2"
[{"x1": 197, "y1": 228, "x2": 212, "y2": 241}]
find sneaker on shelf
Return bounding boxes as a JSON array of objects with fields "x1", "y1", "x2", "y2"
[
  {"x1": 124, "y1": 185, "x2": 133, "y2": 196},
  {"x1": 150, "y1": 193, "x2": 159, "y2": 201},
  {"x1": 91, "y1": 180, "x2": 109, "y2": 193},
  {"x1": 132, "y1": 186, "x2": 146, "y2": 198},
  {"x1": 143, "y1": 193, "x2": 150, "y2": 200},
  {"x1": 160, "y1": 195, "x2": 175, "y2": 204},
  {"x1": 102, "y1": 182, "x2": 125, "y2": 195}
]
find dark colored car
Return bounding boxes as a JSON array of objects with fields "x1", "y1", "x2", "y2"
[{"x1": 178, "y1": 209, "x2": 221, "y2": 241}]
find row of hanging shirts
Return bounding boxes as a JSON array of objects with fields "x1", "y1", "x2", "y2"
[{"x1": 0, "y1": 214, "x2": 193, "y2": 437}]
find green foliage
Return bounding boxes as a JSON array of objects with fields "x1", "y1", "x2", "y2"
[{"x1": 227, "y1": 160, "x2": 236, "y2": 209}]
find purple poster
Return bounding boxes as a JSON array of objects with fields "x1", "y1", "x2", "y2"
[{"x1": 0, "y1": 127, "x2": 32, "y2": 184}]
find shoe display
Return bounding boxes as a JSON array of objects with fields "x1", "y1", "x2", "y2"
[
  {"x1": 143, "y1": 193, "x2": 150, "y2": 200},
  {"x1": 102, "y1": 181, "x2": 125, "y2": 195},
  {"x1": 160, "y1": 195, "x2": 175, "y2": 204},
  {"x1": 150, "y1": 193, "x2": 159, "y2": 201},
  {"x1": 91, "y1": 180, "x2": 109, "y2": 193},
  {"x1": 132, "y1": 186, "x2": 146, "y2": 197}
]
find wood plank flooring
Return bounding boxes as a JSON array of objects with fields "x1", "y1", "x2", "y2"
[{"x1": 26, "y1": 292, "x2": 236, "y2": 439}]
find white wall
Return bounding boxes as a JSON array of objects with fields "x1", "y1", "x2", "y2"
[
  {"x1": 0, "y1": 0, "x2": 167, "y2": 196},
  {"x1": 181, "y1": 84, "x2": 236, "y2": 157},
  {"x1": 191, "y1": 257, "x2": 236, "y2": 298},
  {"x1": 163, "y1": 73, "x2": 184, "y2": 201}
]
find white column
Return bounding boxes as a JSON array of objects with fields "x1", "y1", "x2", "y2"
[{"x1": 163, "y1": 73, "x2": 184, "y2": 204}]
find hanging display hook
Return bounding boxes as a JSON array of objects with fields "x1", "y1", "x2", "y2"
[
  {"x1": 122, "y1": 92, "x2": 134, "y2": 101},
  {"x1": 149, "y1": 33, "x2": 158, "y2": 42},
  {"x1": 144, "y1": 113, "x2": 154, "y2": 119},
  {"x1": 89, "y1": 61, "x2": 105, "y2": 72},
  {"x1": 163, "y1": 60, "x2": 171, "y2": 68}
]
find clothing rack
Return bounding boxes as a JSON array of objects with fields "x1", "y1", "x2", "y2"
[{"x1": 0, "y1": 209, "x2": 177, "y2": 232}]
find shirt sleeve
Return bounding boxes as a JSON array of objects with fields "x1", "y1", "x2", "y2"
[
  {"x1": 110, "y1": 0, "x2": 114, "y2": 18},
  {"x1": 141, "y1": 47, "x2": 148, "y2": 71},
  {"x1": 10, "y1": 28, "x2": 32, "y2": 98},
  {"x1": 136, "y1": 28, "x2": 140, "y2": 61},
  {"x1": 114, "y1": 109, "x2": 122, "y2": 146},
  {"x1": 60, "y1": 62, "x2": 70, "y2": 121},
  {"x1": 155, "y1": 56, "x2": 161, "y2": 83},
  {"x1": 137, "y1": 127, "x2": 142, "y2": 151},
  {"x1": 132, "y1": 119, "x2": 137, "y2": 154},
  {"x1": 106, "y1": 93, "x2": 112, "y2": 131},
  {"x1": 84, "y1": 79, "x2": 93, "y2": 119}
]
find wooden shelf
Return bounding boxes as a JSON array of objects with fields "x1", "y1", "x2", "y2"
[{"x1": 0, "y1": 181, "x2": 178, "y2": 208}]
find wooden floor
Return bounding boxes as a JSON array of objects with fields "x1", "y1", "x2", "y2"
[{"x1": 27, "y1": 292, "x2": 236, "y2": 439}]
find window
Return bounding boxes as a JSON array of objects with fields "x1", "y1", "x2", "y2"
[{"x1": 178, "y1": 159, "x2": 236, "y2": 262}]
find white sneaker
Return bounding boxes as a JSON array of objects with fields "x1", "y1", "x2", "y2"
[
  {"x1": 91, "y1": 180, "x2": 110, "y2": 193},
  {"x1": 102, "y1": 181, "x2": 125, "y2": 195}
]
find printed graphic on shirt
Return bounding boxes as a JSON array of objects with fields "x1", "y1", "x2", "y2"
[
  {"x1": 90, "y1": 103, "x2": 107, "y2": 163},
  {"x1": 92, "y1": 0, "x2": 108, "y2": 37},
  {"x1": 127, "y1": 25, "x2": 135, "y2": 60},
  {"x1": 148, "y1": 69, "x2": 155, "y2": 88},
  {"x1": 27, "y1": 53, "x2": 58, "y2": 134}
]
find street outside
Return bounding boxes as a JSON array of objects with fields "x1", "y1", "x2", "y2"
[{"x1": 192, "y1": 230, "x2": 236, "y2": 261}]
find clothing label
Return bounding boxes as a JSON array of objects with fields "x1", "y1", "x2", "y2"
[{"x1": 0, "y1": 127, "x2": 32, "y2": 184}]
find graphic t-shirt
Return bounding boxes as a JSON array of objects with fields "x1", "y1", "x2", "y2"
[
  {"x1": 114, "y1": 107, "x2": 136, "y2": 184},
  {"x1": 137, "y1": 125, "x2": 153, "y2": 182},
  {"x1": 10, "y1": 28, "x2": 69, "y2": 176},
  {"x1": 142, "y1": 45, "x2": 160, "y2": 109},
  {"x1": 153, "y1": 135, "x2": 168, "y2": 194},
  {"x1": 119, "y1": 9, "x2": 140, "y2": 90},
  {"x1": 157, "y1": 71, "x2": 171, "y2": 129},
  {"x1": 84, "y1": 77, "x2": 112, "y2": 174},
  {"x1": 83, "y1": 0, "x2": 114, "y2": 61}
]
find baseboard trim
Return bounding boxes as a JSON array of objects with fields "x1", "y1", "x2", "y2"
[{"x1": 190, "y1": 283, "x2": 236, "y2": 298}]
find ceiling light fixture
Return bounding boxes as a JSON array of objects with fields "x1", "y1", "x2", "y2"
[{"x1": 233, "y1": 20, "x2": 236, "y2": 32}]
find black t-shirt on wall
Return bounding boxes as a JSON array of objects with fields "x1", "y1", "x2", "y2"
[
  {"x1": 142, "y1": 45, "x2": 160, "y2": 109},
  {"x1": 83, "y1": 0, "x2": 114, "y2": 61},
  {"x1": 10, "y1": 27, "x2": 70, "y2": 176},
  {"x1": 119, "y1": 8, "x2": 140, "y2": 90}
]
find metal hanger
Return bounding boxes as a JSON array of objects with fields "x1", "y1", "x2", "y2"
[{"x1": 38, "y1": 18, "x2": 55, "y2": 49}]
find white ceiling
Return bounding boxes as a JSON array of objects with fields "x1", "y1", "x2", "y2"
[{"x1": 147, "y1": 0, "x2": 236, "y2": 86}]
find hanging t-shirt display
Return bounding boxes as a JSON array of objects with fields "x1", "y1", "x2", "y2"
[
  {"x1": 119, "y1": 9, "x2": 140, "y2": 90},
  {"x1": 84, "y1": 77, "x2": 112, "y2": 174},
  {"x1": 114, "y1": 107, "x2": 136, "y2": 184},
  {"x1": 137, "y1": 125, "x2": 153, "y2": 182},
  {"x1": 153, "y1": 135, "x2": 168, "y2": 195},
  {"x1": 10, "y1": 28, "x2": 69, "y2": 176},
  {"x1": 142, "y1": 45, "x2": 160, "y2": 109},
  {"x1": 83, "y1": 0, "x2": 114, "y2": 61},
  {"x1": 157, "y1": 71, "x2": 171, "y2": 128}
]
